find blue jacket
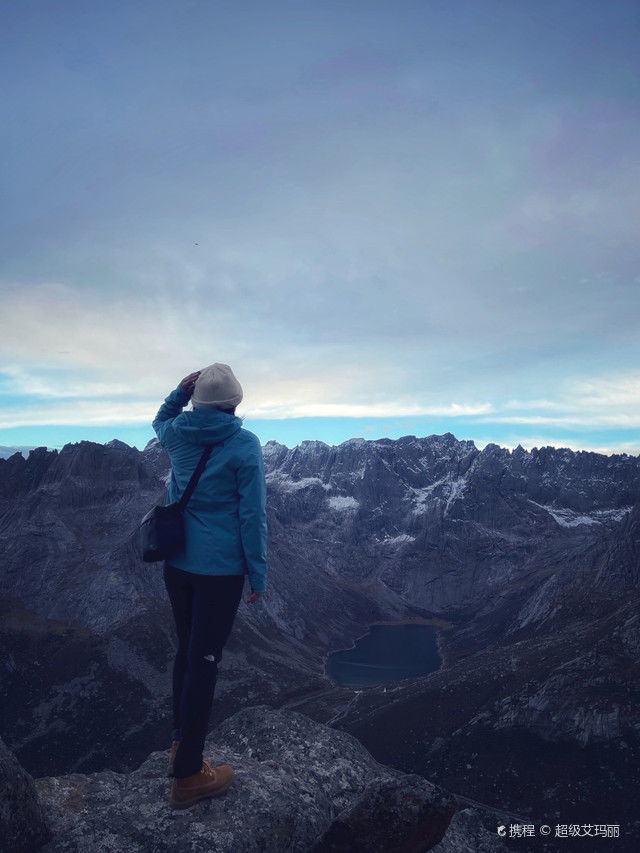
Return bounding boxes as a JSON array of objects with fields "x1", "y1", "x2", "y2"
[{"x1": 152, "y1": 382, "x2": 268, "y2": 593}]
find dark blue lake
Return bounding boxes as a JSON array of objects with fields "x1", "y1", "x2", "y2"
[{"x1": 325, "y1": 623, "x2": 442, "y2": 688}]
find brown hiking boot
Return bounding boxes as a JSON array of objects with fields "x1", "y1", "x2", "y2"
[
  {"x1": 167, "y1": 740, "x2": 180, "y2": 778},
  {"x1": 169, "y1": 760, "x2": 235, "y2": 809}
]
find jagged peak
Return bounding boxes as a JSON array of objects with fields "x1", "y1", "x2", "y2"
[
  {"x1": 340, "y1": 437, "x2": 367, "y2": 447},
  {"x1": 394, "y1": 434, "x2": 417, "y2": 444},
  {"x1": 262, "y1": 440, "x2": 290, "y2": 458},
  {"x1": 278, "y1": 432, "x2": 482, "y2": 455},
  {"x1": 106, "y1": 439, "x2": 132, "y2": 451},
  {"x1": 299, "y1": 439, "x2": 331, "y2": 450},
  {"x1": 423, "y1": 432, "x2": 464, "y2": 446},
  {"x1": 59, "y1": 439, "x2": 96, "y2": 452},
  {"x1": 27, "y1": 446, "x2": 53, "y2": 458}
]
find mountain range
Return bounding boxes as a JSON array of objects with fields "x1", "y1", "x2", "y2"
[{"x1": 1, "y1": 432, "x2": 638, "y2": 849}]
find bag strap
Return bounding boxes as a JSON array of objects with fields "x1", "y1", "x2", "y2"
[{"x1": 176, "y1": 444, "x2": 216, "y2": 511}]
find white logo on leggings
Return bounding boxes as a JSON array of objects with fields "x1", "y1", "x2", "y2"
[{"x1": 203, "y1": 653, "x2": 216, "y2": 663}]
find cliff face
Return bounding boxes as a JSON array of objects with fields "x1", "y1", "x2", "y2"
[
  {"x1": 28, "y1": 705, "x2": 506, "y2": 853},
  {"x1": 262, "y1": 434, "x2": 638, "y2": 612},
  {"x1": 1, "y1": 434, "x2": 639, "y2": 845},
  {"x1": 0, "y1": 734, "x2": 50, "y2": 853}
]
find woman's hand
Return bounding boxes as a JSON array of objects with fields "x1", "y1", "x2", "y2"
[
  {"x1": 247, "y1": 591, "x2": 262, "y2": 604},
  {"x1": 180, "y1": 371, "x2": 201, "y2": 396}
]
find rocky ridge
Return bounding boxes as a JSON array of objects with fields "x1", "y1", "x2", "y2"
[{"x1": 2, "y1": 705, "x2": 509, "y2": 853}]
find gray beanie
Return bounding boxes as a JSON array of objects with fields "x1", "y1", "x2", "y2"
[{"x1": 192, "y1": 363, "x2": 243, "y2": 410}]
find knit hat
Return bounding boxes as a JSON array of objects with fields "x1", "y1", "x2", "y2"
[{"x1": 192, "y1": 363, "x2": 243, "y2": 410}]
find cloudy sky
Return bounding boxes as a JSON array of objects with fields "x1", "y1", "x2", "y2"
[{"x1": 1, "y1": 0, "x2": 639, "y2": 455}]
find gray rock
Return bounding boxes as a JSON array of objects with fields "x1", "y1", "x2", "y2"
[
  {"x1": 0, "y1": 735, "x2": 51, "y2": 853},
  {"x1": 430, "y1": 808, "x2": 509, "y2": 852},
  {"x1": 34, "y1": 705, "x2": 465, "y2": 852},
  {"x1": 308, "y1": 773, "x2": 457, "y2": 852}
]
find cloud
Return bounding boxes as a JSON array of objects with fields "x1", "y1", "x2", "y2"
[
  {"x1": 1, "y1": 277, "x2": 639, "y2": 434},
  {"x1": 245, "y1": 401, "x2": 494, "y2": 420},
  {"x1": 0, "y1": 400, "x2": 155, "y2": 428},
  {"x1": 1, "y1": 3, "x2": 638, "y2": 449},
  {"x1": 475, "y1": 370, "x2": 640, "y2": 428}
]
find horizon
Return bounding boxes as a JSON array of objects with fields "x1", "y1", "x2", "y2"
[{"x1": 2, "y1": 427, "x2": 638, "y2": 460}]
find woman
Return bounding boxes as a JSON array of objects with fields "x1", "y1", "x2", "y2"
[{"x1": 152, "y1": 362, "x2": 268, "y2": 809}]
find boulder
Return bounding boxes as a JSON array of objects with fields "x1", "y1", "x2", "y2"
[
  {"x1": 32, "y1": 705, "x2": 500, "y2": 852},
  {"x1": 430, "y1": 807, "x2": 510, "y2": 852},
  {"x1": 308, "y1": 773, "x2": 457, "y2": 852}
]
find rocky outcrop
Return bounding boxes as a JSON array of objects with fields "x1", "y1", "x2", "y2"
[
  {"x1": 592, "y1": 499, "x2": 640, "y2": 589},
  {"x1": 309, "y1": 774, "x2": 458, "y2": 852},
  {"x1": 430, "y1": 808, "x2": 511, "y2": 853},
  {"x1": 32, "y1": 705, "x2": 505, "y2": 852},
  {"x1": 0, "y1": 735, "x2": 50, "y2": 853}
]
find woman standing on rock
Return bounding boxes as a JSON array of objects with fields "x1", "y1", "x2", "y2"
[{"x1": 152, "y1": 363, "x2": 268, "y2": 808}]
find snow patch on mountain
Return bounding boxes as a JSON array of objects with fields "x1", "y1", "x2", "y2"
[
  {"x1": 510, "y1": 574, "x2": 560, "y2": 633},
  {"x1": 593, "y1": 506, "x2": 634, "y2": 521},
  {"x1": 445, "y1": 476, "x2": 468, "y2": 516},
  {"x1": 375, "y1": 533, "x2": 416, "y2": 545},
  {"x1": 409, "y1": 478, "x2": 449, "y2": 513},
  {"x1": 328, "y1": 495, "x2": 359, "y2": 511},
  {"x1": 266, "y1": 474, "x2": 330, "y2": 492},
  {"x1": 408, "y1": 473, "x2": 469, "y2": 516},
  {"x1": 528, "y1": 500, "x2": 633, "y2": 527}
]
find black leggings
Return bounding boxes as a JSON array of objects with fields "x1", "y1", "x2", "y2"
[{"x1": 163, "y1": 562, "x2": 245, "y2": 779}]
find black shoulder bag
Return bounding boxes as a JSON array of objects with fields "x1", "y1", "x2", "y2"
[{"x1": 139, "y1": 444, "x2": 215, "y2": 563}]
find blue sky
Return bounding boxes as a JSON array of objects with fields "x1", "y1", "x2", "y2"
[{"x1": 1, "y1": 0, "x2": 639, "y2": 455}]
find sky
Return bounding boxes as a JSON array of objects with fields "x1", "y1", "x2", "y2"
[{"x1": 1, "y1": 0, "x2": 639, "y2": 456}]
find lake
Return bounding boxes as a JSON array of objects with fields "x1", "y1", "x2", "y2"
[{"x1": 325, "y1": 622, "x2": 442, "y2": 688}]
